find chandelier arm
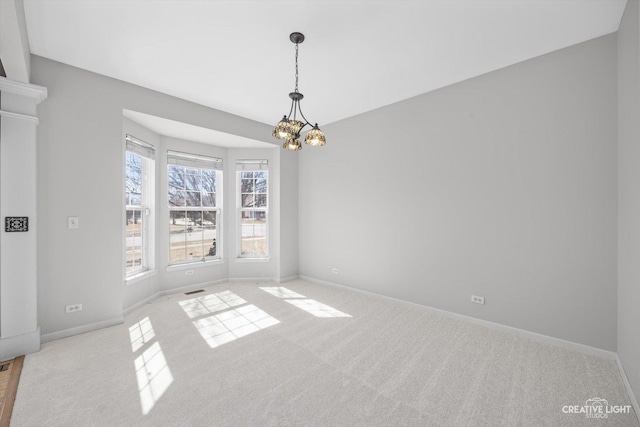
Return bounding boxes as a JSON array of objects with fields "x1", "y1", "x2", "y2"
[
  {"x1": 296, "y1": 102, "x2": 312, "y2": 127},
  {"x1": 286, "y1": 98, "x2": 295, "y2": 120}
]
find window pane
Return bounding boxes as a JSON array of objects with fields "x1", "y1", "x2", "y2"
[
  {"x1": 185, "y1": 191, "x2": 201, "y2": 207},
  {"x1": 126, "y1": 171, "x2": 141, "y2": 196},
  {"x1": 242, "y1": 194, "x2": 254, "y2": 208},
  {"x1": 126, "y1": 153, "x2": 142, "y2": 203},
  {"x1": 126, "y1": 208, "x2": 144, "y2": 274},
  {"x1": 186, "y1": 211, "x2": 204, "y2": 260},
  {"x1": 168, "y1": 166, "x2": 185, "y2": 190},
  {"x1": 201, "y1": 170, "x2": 216, "y2": 192},
  {"x1": 169, "y1": 210, "x2": 187, "y2": 262},
  {"x1": 241, "y1": 171, "x2": 254, "y2": 179},
  {"x1": 202, "y1": 192, "x2": 216, "y2": 207},
  {"x1": 203, "y1": 211, "x2": 217, "y2": 257},
  {"x1": 241, "y1": 210, "x2": 267, "y2": 257},
  {"x1": 129, "y1": 192, "x2": 142, "y2": 206},
  {"x1": 254, "y1": 171, "x2": 266, "y2": 179},
  {"x1": 241, "y1": 178, "x2": 254, "y2": 193},
  {"x1": 126, "y1": 248, "x2": 142, "y2": 274},
  {"x1": 126, "y1": 211, "x2": 141, "y2": 240},
  {"x1": 127, "y1": 152, "x2": 142, "y2": 167},
  {"x1": 168, "y1": 189, "x2": 186, "y2": 207},
  {"x1": 185, "y1": 173, "x2": 201, "y2": 191},
  {"x1": 255, "y1": 178, "x2": 267, "y2": 193},
  {"x1": 132, "y1": 248, "x2": 142, "y2": 267},
  {"x1": 127, "y1": 163, "x2": 141, "y2": 178},
  {"x1": 126, "y1": 253, "x2": 135, "y2": 274},
  {"x1": 255, "y1": 194, "x2": 267, "y2": 208}
]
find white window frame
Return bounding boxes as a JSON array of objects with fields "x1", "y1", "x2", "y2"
[
  {"x1": 167, "y1": 150, "x2": 223, "y2": 266},
  {"x1": 125, "y1": 135, "x2": 155, "y2": 278},
  {"x1": 237, "y1": 160, "x2": 269, "y2": 259}
]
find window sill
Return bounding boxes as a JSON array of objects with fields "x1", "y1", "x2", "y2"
[
  {"x1": 166, "y1": 259, "x2": 224, "y2": 272},
  {"x1": 236, "y1": 257, "x2": 270, "y2": 263},
  {"x1": 126, "y1": 269, "x2": 157, "y2": 286}
]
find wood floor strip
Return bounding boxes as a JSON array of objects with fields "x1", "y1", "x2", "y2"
[
  {"x1": 0, "y1": 363, "x2": 12, "y2": 409},
  {"x1": 0, "y1": 356, "x2": 24, "y2": 427}
]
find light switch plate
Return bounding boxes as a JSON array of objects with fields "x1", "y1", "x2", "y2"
[{"x1": 68, "y1": 216, "x2": 79, "y2": 229}]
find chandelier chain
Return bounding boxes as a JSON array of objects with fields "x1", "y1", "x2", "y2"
[{"x1": 295, "y1": 43, "x2": 299, "y2": 92}]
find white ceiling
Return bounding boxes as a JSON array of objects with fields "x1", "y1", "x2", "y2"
[{"x1": 24, "y1": 1, "x2": 627, "y2": 127}]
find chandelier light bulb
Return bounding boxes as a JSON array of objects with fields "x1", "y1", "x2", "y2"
[
  {"x1": 283, "y1": 138, "x2": 302, "y2": 151},
  {"x1": 272, "y1": 116, "x2": 290, "y2": 140},
  {"x1": 305, "y1": 124, "x2": 326, "y2": 147}
]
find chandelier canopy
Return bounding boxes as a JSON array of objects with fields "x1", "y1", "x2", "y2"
[{"x1": 272, "y1": 32, "x2": 326, "y2": 151}]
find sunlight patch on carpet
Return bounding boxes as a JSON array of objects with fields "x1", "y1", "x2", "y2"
[
  {"x1": 192, "y1": 304, "x2": 279, "y2": 349},
  {"x1": 129, "y1": 317, "x2": 156, "y2": 352},
  {"x1": 285, "y1": 299, "x2": 352, "y2": 318},
  {"x1": 179, "y1": 290, "x2": 247, "y2": 319},
  {"x1": 259, "y1": 286, "x2": 306, "y2": 299},
  {"x1": 134, "y1": 342, "x2": 174, "y2": 415}
]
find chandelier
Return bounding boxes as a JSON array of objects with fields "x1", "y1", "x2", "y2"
[{"x1": 272, "y1": 32, "x2": 326, "y2": 151}]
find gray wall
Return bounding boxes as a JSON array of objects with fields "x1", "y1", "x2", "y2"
[
  {"x1": 32, "y1": 56, "x2": 291, "y2": 336},
  {"x1": 618, "y1": 0, "x2": 640, "y2": 402},
  {"x1": 279, "y1": 150, "x2": 299, "y2": 280},
  {"x1": 299, "y1": 34, "x2": 618, "y2": 351}
]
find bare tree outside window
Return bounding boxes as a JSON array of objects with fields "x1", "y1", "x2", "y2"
[
  {"x1": 168, "y1": 162, "x2": 221, "y2": 263},
  {"x1": 125, "y1": 152, "x2": 144, "y2": 275}
]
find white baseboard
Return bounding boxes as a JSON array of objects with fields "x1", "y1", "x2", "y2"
[
  {"x1": 123, "y1": 291, "x2": 162, "y2": 317},
  {"x1": 299, "y1": 275, "x2": 617, "y2": 360},
  {"x1": 616, "y1": 355, "x2": 640, "y2": 423},
  {"x1": 228, "y1": 277, "x2": 278, "y2": 283},
  {"x1": 0, "y1": 327, "x2": 40, "y2": 361},
  {"x1": 277, "y1": 275, "x2": 298, "y2": 283},
  {"x1": 41, "y1": 317, "x2": 123, "y2": 343}
]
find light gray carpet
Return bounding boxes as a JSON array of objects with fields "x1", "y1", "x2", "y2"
[{"x1": 11, "y1": 280, "x2": 639, "y2": 426}]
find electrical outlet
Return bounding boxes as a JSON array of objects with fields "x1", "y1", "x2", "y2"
[
  {"x1": 331, "y1": 268, "x2": 339, "y2": 274},
  {"x1": 186, "y1": 270, "x2": 194, "y2": 276},
  {"x1": 471, "y1": 295, "x2": 485, "y2": 305},
  {"x1": 65, "y1": 303, "x2": 83, "y2": 313}
]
